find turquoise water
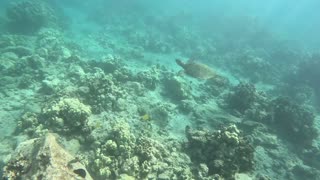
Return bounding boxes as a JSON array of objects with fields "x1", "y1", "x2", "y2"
[{"x1": 0, "y1": 0, "x2": 320, "y2": 179}]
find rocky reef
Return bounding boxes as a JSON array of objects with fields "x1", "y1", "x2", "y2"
[
  {"x1": 185, "y1": 124, "x2": 254, "y2": 179},
  {"x1": 0, "y1": 2, "x2": 320, "y2": 180},
  {"x1": 271, "y1": 97, "x2": 318, "y2": 147},
  {"x1": 5, "y1": 0, "x2": 58, "y2": 34},
  {"x1": 17, "y1": 97, "x2": 92, "y2": 140},
  {"x1": 222, "y1": 82, "x2": 270, "y2": 117},
  {"x1": 89, "y1": 120, "x2": 193, "y2": 180}
]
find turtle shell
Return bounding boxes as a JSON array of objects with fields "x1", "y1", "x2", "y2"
[{"x1": 177, "y1": 59, "x2": 216, "y2": 79}]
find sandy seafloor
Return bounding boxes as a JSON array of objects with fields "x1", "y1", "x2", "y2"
[{"x1": 1, "y1": 0, "x2": 320, "y2": 179}]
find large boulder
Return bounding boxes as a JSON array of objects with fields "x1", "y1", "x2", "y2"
[{"x1": 2, "y1": 133, "x2": 92, "y2": 180}]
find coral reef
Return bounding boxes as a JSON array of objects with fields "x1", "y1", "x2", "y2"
[
  {"x1": 222, "y1": 82, "x2": 272, "y2": 123},
  {"x1": 16, "y1": 112, "x2": 42, "y2": 137},
  {"x1": 2, "y1": 133, "x2": 92, "y2": 179},
  {"x1": 234, "y1": 49, "x2": 276, "y2": 83},
  {"x1": 78, "y1": 69, "x2": 126, "y2": 114},
  {"x1": 286, "y1": 54, "x2": 320, "y2": 106},
  {"x1": 223, "y1": 82, "x2": 259, "y2": 114},
  {"x1": 90, "y1": 121, "x2": 193, "y2": 179},
  {"x1": 293, "y1": 55, "x2": 320, "y2": 91},
  {"x1": 202, "y1": 75, "x2": 230, "y2": 97},
  {"x1": 16, "y1": 97, "x2": 93, "y2": 139},
  {"x1": 185, "y1": 124, "x2": 254, "y2": 179},
  {"x1": 135, "y1": 65, "x2": 165, "y2": 90},
  {"x1": 36, "y1": 28, "x2": 75, "y2": 62},
  {"x1": 5, "y1": 0, "x2": 58, "y2": 34},
  {"x1": 163, "y1": 76, "x2": 192, "y2": 101},
  {"x1": 271, "y1": 97, "x2": 318, "y2": 146},
  {"x1": 0, "y1": 52, "x2": 18, "y2": 72},
  {"x1": 89, "y1": 55, "x2": 123, "y2": 75},
  {"x1": 41, "y1": 98, "x2": 92, "y2": 135},
  {"x1": 1, "y1": 2, "x2": 320, "y2": 180},
  {"x1": 149, "y1": 102, "x2": 176, "y2": 128}
]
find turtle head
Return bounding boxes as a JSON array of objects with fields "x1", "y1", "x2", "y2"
[{"x1": 175, "y1": 59, "x2": 186, "y2": 68}]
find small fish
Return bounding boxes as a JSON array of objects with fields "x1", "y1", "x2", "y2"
[{"x1": 140, "y1": 114, "x2": 151, "y2": 121}]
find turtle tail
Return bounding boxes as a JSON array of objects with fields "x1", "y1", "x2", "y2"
[{"x1": 176, "y1": 59, "x2": 185, "y2": 68}]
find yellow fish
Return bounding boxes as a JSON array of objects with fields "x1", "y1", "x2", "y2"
[{"x1": 140, "y1": 114, "x2": 151, "y2": 121}]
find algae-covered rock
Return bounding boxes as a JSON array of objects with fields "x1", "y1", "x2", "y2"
[{"x1": 2, "y1": 133, "x2": 92, "y2": 179}]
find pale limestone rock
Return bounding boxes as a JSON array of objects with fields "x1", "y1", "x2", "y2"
[
  {"x1": 235, "y1": 173, "x2": 253, "y2": 180},
  {"x1": 2, "y1": 133, "x2": 92, "y2": 180}
]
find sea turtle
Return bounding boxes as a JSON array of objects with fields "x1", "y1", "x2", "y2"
[{"x1": 176, "y1": 59, "x2": 217, "y2": 79}]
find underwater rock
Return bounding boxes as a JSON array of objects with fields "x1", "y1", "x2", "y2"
[
  {"x1": 185, "y1": 124, "x2": 254, "y2": 179},
  {"x1": 89, "y1": 55, "x2": 134, "y2": 83},
  {"x1": 224, "y1": 82, "x2": 257, "y2": 114},
  {"x1": 136, "y1": 65, "x2": 163, "y2": 90},
  {"x1": 271, "y1": 97, "x2": 318, "y2": 146},
  {"x1": 5, "y1": 0, "x2": 58, "y2": 34},
  {"x1": 202, "y1": 74, "x2": 230, "y2": 97},
  {"x1": 296, "y1": 55, "x2": 320, "y2": 91},
  {"x1": 149, "y1": 102, "x2": 176, "y2": 128},
  {"x1": 223, "y1": 82, "x2": 270, "y2": 120},
  {"x1": 0, "y1": 52, "x2": 18, "y2": 72},
  {"x1": 39, "y1": 78, "x2": 62, "y2": 94},
  {"x1": 90, "y1": 54, "x2": 122, "y2": 74},
  {"x1": 0, "y1": 34, "x2": 34, "y2": 48},
  {"x1": 163, "y1": 75, "x2": 192, "y2": 101},
  {"x1": 124, "y1": 81, "x2": 145, "y2": 96},
  {"x1": 35, "y1": 28, "x2": 73, "y2": 62},
  {"x1": 36, "y1": 28, "x2": 62, "y2": 50},
  {"x1": 288, "y1": 55, "x2": 320, "y2": 106},
  {"x1": 1, "y1": 46, "x2": 33, "y2": 57},
  {"x1": 289, "y1": 164, "x2": 320, "y2": 180},
  {"x1": 2, "y1": 133, "x2": 92, "y2": 179},
  {"x1": 23, "y1": 54, "x2": 45, "y2": 70},
  {"x1": 237, "y1": 51, "x2": 275, "y2": 83}
]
